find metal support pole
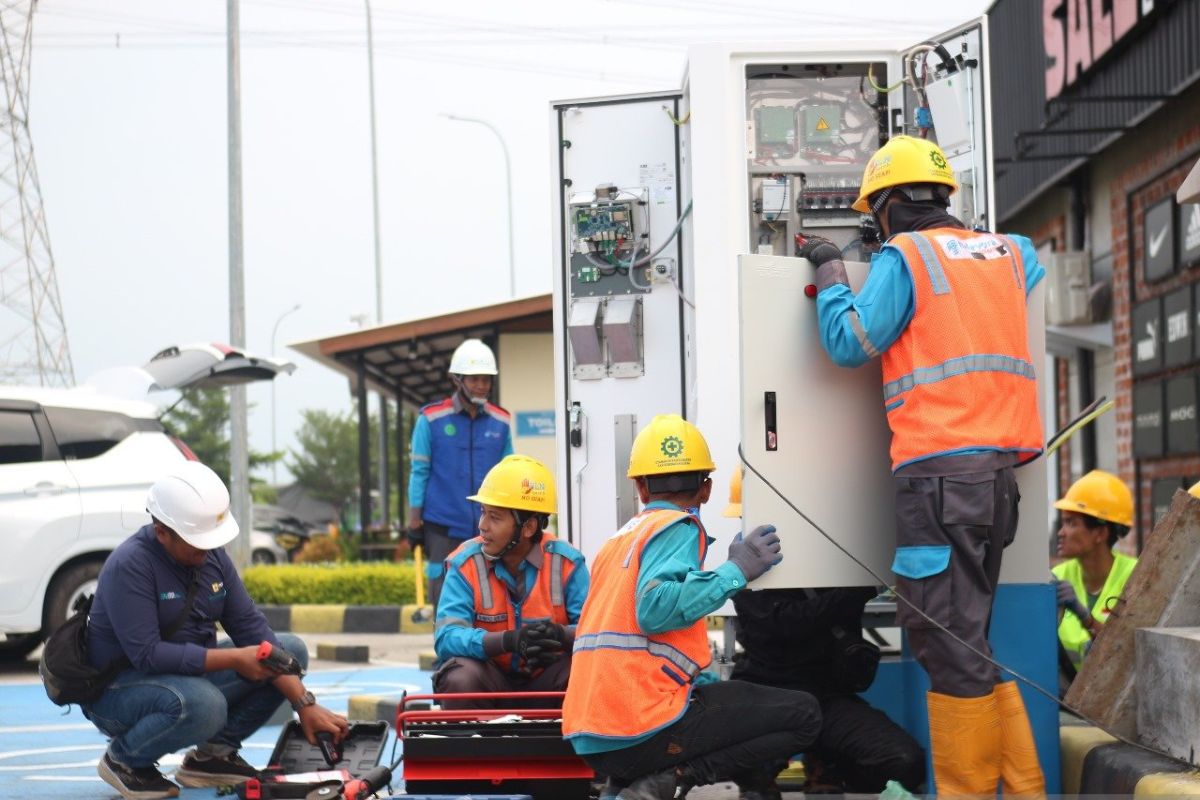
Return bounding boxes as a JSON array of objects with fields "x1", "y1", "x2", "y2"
[
  {"x1": 357, "y1": 356, "x2": 371, "y2": 539},
  {"x1": 365, "y1": 0, "x2": 390, "y2": 529},
  {"x1": 226, "y1": 0, "x2": 250, "y2": 569}
]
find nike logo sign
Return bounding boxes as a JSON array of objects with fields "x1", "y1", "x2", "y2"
[{"x1": 1149, "y1": 225, "x2": 1169, "y2": 259}]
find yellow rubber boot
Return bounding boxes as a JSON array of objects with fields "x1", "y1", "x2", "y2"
[
  {"x1": 927, "y1": 690, "x2": 1001, "y2": 798},
  {"x1": 993, "y1": 681, "x2": 1046, "y2": 798}
]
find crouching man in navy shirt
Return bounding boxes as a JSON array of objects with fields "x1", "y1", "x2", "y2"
[{"x1": 83, "y1": 462, "x2": 348, "y2": 800}]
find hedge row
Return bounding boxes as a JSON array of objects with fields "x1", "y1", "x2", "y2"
[{"x1": 244, "y1": 562, "x2": 417, "y2": 605}]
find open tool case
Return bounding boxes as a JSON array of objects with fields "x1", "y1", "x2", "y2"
[{"x1": 235, "y1": 721, "x2": 389, "y2": 799}]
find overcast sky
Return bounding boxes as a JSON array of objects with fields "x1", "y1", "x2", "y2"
[{"x1": 29, "y1": 0, "x2": 988, "y2": 481}]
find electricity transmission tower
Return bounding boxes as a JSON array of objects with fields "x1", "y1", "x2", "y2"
[{"x1": 0, "y1": 1, "x2": 73, "y2": 387}]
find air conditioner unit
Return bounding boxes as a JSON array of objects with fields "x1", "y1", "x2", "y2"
[{"x1": 1044, "y1": 251, "x2": 1092, "y2": 326}]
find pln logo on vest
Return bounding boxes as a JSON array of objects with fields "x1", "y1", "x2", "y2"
[{"x1": 521, "y1": 478, "x2": 546, "y2": 499}]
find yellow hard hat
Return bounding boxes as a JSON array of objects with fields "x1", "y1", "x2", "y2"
[
  {"x1": 723, "y1": 466, "x2": 743, "y2": 518},
  {"x1": 1190, "y1": 480, "x2": 1200, "y2": 500},
  {"x1": 468, "y1": 454, "x2": 556, "y2": 514},
  {"x1": 852, "y1": 135, "x2": 958, "y2": 213},
  {"x1": 1054, "y1": 470, "x2": 1133, "y2": 528},
  {"x1": 627, "y1": 414, "x2": 715, "y2": 478}
]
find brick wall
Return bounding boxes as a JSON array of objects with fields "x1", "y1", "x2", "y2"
[{"x1": 1112, "y1": 126, "x2": 1200, "y2": 541}]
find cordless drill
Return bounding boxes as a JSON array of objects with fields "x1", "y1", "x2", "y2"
[{"x1": 256, "y1": 641, "x2": 304, "y2": 677}]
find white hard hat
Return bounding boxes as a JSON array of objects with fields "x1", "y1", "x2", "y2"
[
  {"x1": 146, "y1": 461, "x2": 240, "y2": 550},
  {"x1": 449, "y1": 339, "x2": 498, "y2": 376}
]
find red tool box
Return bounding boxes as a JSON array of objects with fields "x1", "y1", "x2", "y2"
[{"x1": 396, "y1": 692, "x2": 593, "y2": 799}]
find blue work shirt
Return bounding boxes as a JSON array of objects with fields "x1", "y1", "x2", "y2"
[
  {"x1": 87, "y1": 524, "x2": 279, "y2": 675},
  {"x1": 571, "y1": 501, "x2": 747, "y2": 755},
  {"x1": 817, "y1": 232, "x2": 1045, "y2": 368},
  {"x1": 407, "y1": 394, "x2": 514, "y2": 540},
  {"x1": 435, "y1": 536, "x2": 589, "y2": 663}
]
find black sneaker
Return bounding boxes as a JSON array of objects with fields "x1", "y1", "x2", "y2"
[
  {"x1": 174, "y1": 749, "x2": 260, "y2": 787},
  {"x1": 97, "y1": 752, "x2": 180, "y2": 800}
]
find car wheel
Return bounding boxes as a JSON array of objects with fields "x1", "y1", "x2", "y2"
[
  {"x1": 44, "y1": 561, "x2": 104, "y2": 638},
  {"x1": 0, "y1": 632, "x2": 42, "y2": 662},
  {"x1": 252, "y1": 549, "x2": 277, "y2": 565}
]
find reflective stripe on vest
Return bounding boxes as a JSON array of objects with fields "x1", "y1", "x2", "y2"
[
  {"x1": 562, "y1": 508, "x2": 712, "y2": 742},
  {"x1": 445, "y1": 535, "x2": 574, "y2": 673},
  {"x1": 881, "y1": 229, "x2": 1043, "y2": 471}
]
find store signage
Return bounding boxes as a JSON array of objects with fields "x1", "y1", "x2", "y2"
[
  {"x1": 1165, "y1": 375, "x2": 1198, "y2": 455},
  {"x1": 1181, "y1": 203, "x2": 1200, "y2": 268},
  {"x1": 1133, "y1": 381, "x2": 1163, "y2": 458},
  {"x1": 1144, "y1": 198, "x2": 1175, "y2": 282},
  {"x1": 1164, "y1": 287, "x2": 1192, "y2": 368},
  {"x1": 1043, "y1": 0, "x2": 1157, "y2": 100},
  {"x1": 1132, "y1": 298, "x2": 1163, "y2": 377}
]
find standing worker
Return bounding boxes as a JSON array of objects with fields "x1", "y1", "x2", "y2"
[
  {"x1": 1052, "y1": 471, "x2": 1137, "y2": 673},
  {"x1": 433, "y1": 454, "x2": 589, "y2": 708},
  {"x1": 81, "y1": 463, "x2": 347, "y2": 800},
  {"x1": 724, "y1": 467, "x2": 926, "y2": 794},
  {"x1": 563, "y1": 415, "x2": 822, "y2": 800},
  {"x1": 408, "y1": 338, "x2": 514, "y2": 607},
  {"x1": 799, "y1": 135, "x2": 1047, "y2": 796}
]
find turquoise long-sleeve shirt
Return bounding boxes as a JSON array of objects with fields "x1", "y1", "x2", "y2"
[
  {"x1": 816, "y1": 232, "x2": 1045, "y2": 368},
  {"x1": 571, "y1": 501, "x2": 747, "y2": 755}
]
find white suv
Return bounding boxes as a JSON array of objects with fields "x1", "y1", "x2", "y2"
[{"x1": 0, "y1": 344, "x2": 294, "y2": 660}]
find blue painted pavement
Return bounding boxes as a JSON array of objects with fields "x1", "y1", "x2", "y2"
[{"x1": 0, "y1": 664, "x2": 431, "y2": 799}]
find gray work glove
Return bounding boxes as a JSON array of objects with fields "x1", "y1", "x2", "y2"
[
  {"x1": 1055, "y1": 580, "x2": 1090, "y2": 622},
  {"x1": 796, "y1": 234, "x2": 842, "y2": 267},
  {"x1": 727, "y1": 525, "x2": 782, "y2": 582}
]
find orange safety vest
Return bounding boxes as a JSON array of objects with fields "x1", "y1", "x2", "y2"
[
  {"x1": 881, "y1": 229, "x2": 1043, "y2": 472},
  {"x1": 444, "y1": 533, "x2": 576, "y2": 672},
  {"x1": 562, "y1": 508, "x2": 712, "y2": 743}
]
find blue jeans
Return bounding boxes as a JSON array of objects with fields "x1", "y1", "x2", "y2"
[{"x1": 83, "y1": 634, "x2": 309, "y2": 768}]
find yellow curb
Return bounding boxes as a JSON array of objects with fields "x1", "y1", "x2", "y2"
[
  {"x1": 1135, "y1": 772, "x2": 1200, "y2": 796},
  {"x1": 401, "y1": 604, "x2": 434, "y2": 634},
  {"x1": 347, "y1": 694, "x2": 390, "y2": 722},
  {"x1": 418, "y1": 650, "x2": 438, "y2": 671},
  {"x1": 1061, "y1": 725, "x2": 1118, "y2": 796},
  {"x1": 289, "y1": 605, "x2": 347, "y2": 633}
]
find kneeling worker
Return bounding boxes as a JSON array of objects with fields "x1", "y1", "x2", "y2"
[
  {"x1": 1052, "y1": 470, "x2": 1137, "y2": 671},
  {"x1": 433, "y1": 454, "x2": 589, "y2": 707},
  {"x1": 563, "y1": 415, "x2": 822, "y2": 800},
  {"x1": 83, "y1": 462, "x2": 347, "y2": 800}
]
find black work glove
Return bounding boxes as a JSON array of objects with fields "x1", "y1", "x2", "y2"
[
  {"x1": 406, "y1": 524, "x2": 425, "y2": 549},
  {"x1": 502, "y1": 622, "x2": 564, "y2": 668},
  {"x1": 1055, "y1": 580, "x2": 1090, "y2": 622},
  {"x1": 796, "y1": 234, "x2": 842, "y2": 267},
  {"x1": 727, "y1": 525, "x2": 782, "y2": 583},
  {"x1": 523, "y1": 621, "x2": 568, "y2": 669}
]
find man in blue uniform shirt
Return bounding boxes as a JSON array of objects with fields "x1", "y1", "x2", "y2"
[
  {"x1": 407, "y1": 338, "x2": 514, "y2": 606},
  {"x1": 84, "y1": 462, "x2": 347, "y2": 800}
]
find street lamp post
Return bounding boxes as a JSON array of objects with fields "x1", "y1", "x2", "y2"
[
  {"x1": 441, "y1": 113, "x2": 515, "y2": 297},
  {"x1": 271, "y1": 304, "x2": 301, "y2": 484}
]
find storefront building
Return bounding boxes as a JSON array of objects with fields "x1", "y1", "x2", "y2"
[{"x1": 989, "y1": 0, "x2": 1200, "y2": 547}]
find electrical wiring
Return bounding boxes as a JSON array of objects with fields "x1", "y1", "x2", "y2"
[
  {"x1": 866, "y1": 63, "x2": 903, "y2": 94},
  {"x1": 662, "y1": 105, "x2": 691, "y2": 126},
  {"x1": 737, "y1": 443, "x2": 1193, "y2": 768}
]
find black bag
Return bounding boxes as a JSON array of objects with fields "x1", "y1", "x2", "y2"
[{"x1": 39, "y1": 573, "x2": 200, "y2": 707}]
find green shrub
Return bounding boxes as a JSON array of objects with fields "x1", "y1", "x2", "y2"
[{"x1": 244, "y1": 562, "x2": 417, "y2": 605}]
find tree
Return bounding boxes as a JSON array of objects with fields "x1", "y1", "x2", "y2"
[
  {"x1": 288, "y1": 403, "x2": 411, "y2": 522},
  {"x1": 161, "y1": 387, "x2": 278, "y2": 486}
]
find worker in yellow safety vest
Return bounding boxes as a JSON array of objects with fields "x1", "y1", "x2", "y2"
[
  {"x1": 1052, "y1": 471, "x2": 1137, "y2": 670},
  {"x1": 799, "y1": 135, "x2": 1046, "y2": 797}
]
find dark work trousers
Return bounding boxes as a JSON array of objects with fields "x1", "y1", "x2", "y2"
[
  {"x1": 423, "y1": 522, "x2": 456, "y2": 610},
  {"x1": 431, "y1": 655, "x2": 571, "y2": 709},
  {"x1": 893, "y1": 467, "x2": 1020, "y2": 698},
  {"x1": 731, "y1": 659, "x2": 926, "y2": 793},
  {"x1": 581, "y1": 680, "x2": 822, "y2": 790}
]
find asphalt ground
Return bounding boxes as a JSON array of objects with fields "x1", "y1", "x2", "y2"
[{"x1": 0, "y1": 633, "x2": 789, "y2": 800}]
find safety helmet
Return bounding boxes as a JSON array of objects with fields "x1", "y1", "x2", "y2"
[
  {"x1": 1054, "y1": 470, "x2": 1134, "y2": 528},
  {"x1": 1189, "y1": 480, "x2": 1200, "y2": 500},
  {"x1": 469, "y1": 454, "x2": 556, "y2": 514},
  {"x1": 852, "y1": 135, "x2": 958, "y2": 213},
  {"x1": 145, "y1": 461, "x2": 239, "y2": 550},
  {"x1": 449, "y1": 339, "x2": 498, "y2": 376},
  {"x1": 723, "y1": 466, "x2": 743, "y2": 518},
  {"x1": 627, "y1": 414, "x2": 716, "y2": 478}
]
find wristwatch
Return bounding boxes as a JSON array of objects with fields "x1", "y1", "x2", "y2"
[{"x1": 290, "y1": 690, "x2": 316, "y2": 712}]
